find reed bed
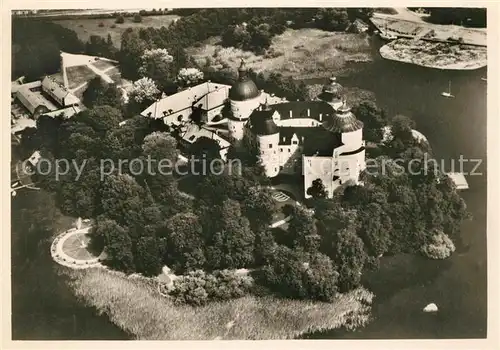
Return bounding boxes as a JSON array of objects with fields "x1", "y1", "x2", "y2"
[{"x1": 68, "y1": 268, "x2": 373, "y2": 340}]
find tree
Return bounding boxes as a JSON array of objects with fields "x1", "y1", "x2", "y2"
[
  {"x1": 115, "y1": 15, "x2": 125, "y2": 24},
  {"x1": 357, "y1": 202, "x2": 392, "y2": 257},
  {"x1": 307, "y1": 178, "x2": 328, "y2": 199},
  {"x1": 99, "y1": 174, "x2": 146, "y2": 228},
  {"x1": 190, "y1": 136, "x2": 222, "y2": 174},
  {"x1": 331, "y1": 229, "x2": 367, "y2": 292},
  {"x1": 93, "y1": 218, "x2": 135, "y2": 272},
  {"x1": 177, "y1": 67, "x2": 204, "y2": 87},
  {"x1": 76, "y1": 105, "x2": 123, "y2": 134},
  {"x1": 287, "y1": 205, "x2": 321, "y2": 252},
  {"x1": 135, "y1": 236, "x2": 162, "y2": 276},
  {"x1": 163, "y1": 212, "x2": 206, "y2": 273},
  {"x1": 138, "y1": 48, "x2": 175, "y2": 92},
  {"x1": 352, "y1": 101, "x2": 386, "y2": 143},
  {"x1": 119, "y1": 29, "x2": 148, "y2": 80},
  {"x1": 133, "y1": 14, "x2": 142, "y2": 23},
  {"x1": 260, "y1": 245, "x2": 339, "y2": 301},
  {"x1": 205, "y1": 199, "x2": 255, "y2": 270},
  {"x1": 130, "y1": 77, "x2": 160, "y2": 105},
  {"x1": 242, "y1": 188, "x2": 276, "y2": 232},
  {"x1": 82, "y1": 77, "x2": 122, "y2": 109}
]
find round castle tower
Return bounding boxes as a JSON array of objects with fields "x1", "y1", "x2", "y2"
[
  {"x1": 228, "y1": 59, "x2": 262, "y2": 140},
  {"x1": 323, "y1": 99, "x2": 366, "y2": 182},
  {"x1": 251, "y1": 100, "x2": 281, "y2": 178}
]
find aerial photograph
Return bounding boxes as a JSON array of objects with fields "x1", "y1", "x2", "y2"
[{"x1": 9, "y1": 6, "x2": 488, "y2": 342}]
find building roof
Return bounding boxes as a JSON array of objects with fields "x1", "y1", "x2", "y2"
[
  {"x1": 16, "y1": 87, "x2": 57, "y2": 114},
  {"x1": 248, "y1": 110, "x2": 279, "y2": 135},
  {"x1": 322, "y1": 103, "x2": 364, "y2": 133},
  {"x1": 141, "y1": 81, "x2": 231, "y2": 119},
  {"x1": 41, "y1": 105, "x2": 83, "y2": 119},
  {"x1": 271, "y1": 100, "x2": 335, "y2": 121},
  {"x1": 302, "y1": 127, "x2": 343, "y2": 156},
  {"x1": 42, "y1": 76, "x2": 70, "y2": 101},
  {"x1": 229, "y1": 60, "x2": 260, "y2": 101},
  {"x1": 181, "y1": 123, "x2": 231, "y2": 148}
]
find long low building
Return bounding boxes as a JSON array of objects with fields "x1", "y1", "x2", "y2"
[{"x1": 141, "y1": 81, "x2": 232, "y2": 126}]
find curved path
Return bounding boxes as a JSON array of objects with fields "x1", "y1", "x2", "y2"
[{"x1": 51, "y1": 227, "x2": 103, "y2": 269}]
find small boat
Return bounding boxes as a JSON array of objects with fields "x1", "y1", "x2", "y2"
[
  {"x1": 441, "y1": 80, "x2": 455, "y2": 98},
  {"x1": 481, "y1": 77, "x2": 487, "y2": 82}
]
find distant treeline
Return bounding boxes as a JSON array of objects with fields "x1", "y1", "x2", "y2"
[
  {"x1": 423, "y1": 8, "x2": 486, "y2": 27},
  {"x1": 12, "y1": 9, "x2": 174, "y2": 20},
  {"x1": 122, "y1": 8, "x2": 373, "y2": 56}
]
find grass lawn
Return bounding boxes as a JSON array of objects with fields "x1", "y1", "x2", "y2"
[
  {"x1": 91, "y1": 59, "x2": 117, "y2": 72},
  {"x1": 66, "y1": 65, "x2": 97, "y2": 90},
  {"x1": 68, "y1": 268, "x2": 373, "y2": 340},
  {"x1": 187, "y1": 28, "x2": 373, "y2": 80},
  {"x1": 53, "y1": 15, "x2": 180, "y2": 49}
]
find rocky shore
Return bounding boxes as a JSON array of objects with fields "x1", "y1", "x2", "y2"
[{"x1": 379, "y1": 39, "x2": 487, "y2": 70}]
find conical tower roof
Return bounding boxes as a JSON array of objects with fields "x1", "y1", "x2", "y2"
[{"x1": 322, "y1": 99, "x2": 363, "y2": 133}]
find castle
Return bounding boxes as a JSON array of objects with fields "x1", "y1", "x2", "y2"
[{"x1": 142, "y1": 60, "x2": 366, "y2": 199}]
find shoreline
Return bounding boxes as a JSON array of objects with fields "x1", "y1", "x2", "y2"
[{"x1": 67, "y1": 268, "x2": 374, "y2": 340}]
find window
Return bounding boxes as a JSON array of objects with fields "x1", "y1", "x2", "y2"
[
  {"x1": 177, "y1": 115, "x2": 183, "y2": 122},
  {"x1": 292, "y1": 140, "x2": 298, "y2": 145},
  {"x1": 280, "y1": 166, "x2": 283, "y2": 170},
  {"x1": 288, "y1": 149, "x2": 291, "y2": 153},
  {"x1": 269, "y1": 144, "x2": 273, "y2": 148},
  {"x1": 189, "y1": 135, "x2": 196, "y2": 141},
  {"x1": 280, "y1": 148, "x2": 283, "y2": 152}
]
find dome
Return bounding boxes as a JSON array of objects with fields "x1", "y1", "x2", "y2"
[
  {"x1": 229, "y1": 60, "x2": 260, "y2": 101},
  {"x1": 318, "y1": 77, "x2": 344, "y2": 103},
  {"x1": 322, "y1": 102, "x2": 363, "y2": 133}
]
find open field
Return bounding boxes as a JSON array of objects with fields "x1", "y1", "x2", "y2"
[
  {"x1": 187, "y1": 28, "x2": 373, "y2": 80},
  {"x1": 53, "y1": 15, "x2": 180, "y2": 48},
  {"x1": 68, "y1": 268, "x2": 373, "y2": 340},
  {"x1": 66, "y1": 65, "x2": 97, "y2": 90}
]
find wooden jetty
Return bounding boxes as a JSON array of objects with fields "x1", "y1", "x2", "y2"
[{"x1": 446, "y1": 172, "x2": 469, "y2": 190}]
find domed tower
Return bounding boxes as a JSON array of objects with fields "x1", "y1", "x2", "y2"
[
  {"x1": 323, "y1": 99, "x2": 366, "y2": 183},
  {"x1": 318, "y1": 77, "x2": 344, "y2": 111},
  {"x1": 228, "y1": 59, "x2": 262, "y2": 140},
  {"x1": 248, "y1": 102, "x2": 280, "y2": 178}
]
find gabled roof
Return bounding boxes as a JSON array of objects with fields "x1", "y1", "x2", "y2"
[
  {"x1": 141, "y1": 81, "x2": 231, "y2": 119},
  {"x1": 42, "y1": 76, "x2": 69, "y2": 101},
  {"x1": 42, "y1": 105, "x2": 83, "y2": 119},
  {"x1": 271, "y1": 101, "x2": 335, "y2": 121}
]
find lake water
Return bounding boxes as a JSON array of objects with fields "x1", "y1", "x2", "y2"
[
  {"x1": 307, "y1": 36, "x2": 488, "y2": 339},
  {"x1": 10, "y1": 36, "x2": 487, "y2": 340}
]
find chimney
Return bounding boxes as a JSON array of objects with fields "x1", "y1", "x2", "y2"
[
  {"x1": 289, "y1": 110, "x2": 292, "y2": 118},
  {"x1": 307, "y1": 108, "x2": 310, "y2": 117},
  {"x1": 271, "y1": 93, "x2": 275, "y2": 97},
  {"x1": 319, "y1": 113, "x2": 322, "y2": 121}
]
